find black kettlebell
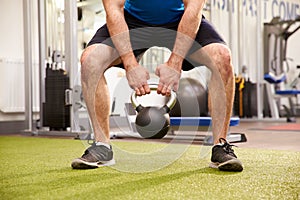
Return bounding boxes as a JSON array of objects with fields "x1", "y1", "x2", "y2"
[{"x1": 131, "y1": 84, "x2": 176, "y2": 139}]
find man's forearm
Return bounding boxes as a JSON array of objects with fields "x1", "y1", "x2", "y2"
[
  {"x1": 168, "y1": 0, "x2": 205, "y2": 71},
  {"x1": 103, "y1": 0, "x2": 137, "y2": 71}
]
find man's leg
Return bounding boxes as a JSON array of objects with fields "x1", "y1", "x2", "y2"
[
  {"x1": 81, "y1": 44, "x2": 120, "y2": 143},
  {"x1": 71, "y1": 44, "x2": 121, "y2": 169},
  {"x1": 189, "y1": 43, "x2": 243, "y2": 172},
  {"x1": 189, "y1": 43, "x2": 234, "y2": 144}
]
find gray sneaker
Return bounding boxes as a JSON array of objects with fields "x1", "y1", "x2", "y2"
[
  {"x1": 71, "y1": 143, "x2": 115, "y2": 169},
  {"x1": 209, "y1": 138, "x2": 243, "y2": 172}
]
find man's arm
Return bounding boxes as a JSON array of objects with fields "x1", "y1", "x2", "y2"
[
  {"x1": 102, "y1": 0, "x2": 150, "y2": 95},
  {"x1": 102, "y1": 0, "x2": 137, "y2": 70},
  {"x1": 156, "y1": 0, "x2": 206, "y2": 95},
  {"x1": 168, "y1": 0, "x2": 205, "y2": 71}
]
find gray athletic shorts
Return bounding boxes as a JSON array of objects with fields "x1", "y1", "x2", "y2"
[{"x1": 87, "y1": 10, "x2": 225, "y2": 70}]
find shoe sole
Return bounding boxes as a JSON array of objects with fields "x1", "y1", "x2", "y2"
[
  {"x1": 71, "y1": 158, "x2": 116, "y2": 169},
  {"x1": 209, "y1": 159, "x2": 243, "y2": 172}
]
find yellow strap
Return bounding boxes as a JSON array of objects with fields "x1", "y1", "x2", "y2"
[{"x1": 235, "y1": 76, "x2": 245, "y2": 117}]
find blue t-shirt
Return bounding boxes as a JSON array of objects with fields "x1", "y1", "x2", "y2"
[{"x1": 124, "y1": 0, "x2": 184, "y2": 25}]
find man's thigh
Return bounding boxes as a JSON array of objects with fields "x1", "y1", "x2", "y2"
[
  {"x1": 182, "y1": 17, "x2": 226, "y2": 71},
  {"x1": 81, "y1": 43, "x2": 121, "y2": 68}
]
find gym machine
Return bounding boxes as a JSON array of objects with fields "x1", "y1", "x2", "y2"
[
  {"x1": 27, "y1": 0, "x2": 80, "y2": 137},
  {"x1": 263, "y1": 16, "x2": 300, "y2": 121}
]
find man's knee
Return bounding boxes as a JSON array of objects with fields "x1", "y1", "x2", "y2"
[
  {"x1": 80, "y1": 46, "x2": 95, "y2": 84},
  {"x1": 211, "y1": 44, "x2": 233, "y2": 78},
  {"x1": 80, "y1": 45, "x2": 98, "y2": 66},
  {"x1": 80, "y1": 44, "x2": 120, "y2": 83},
  {"x1": 219, "y1": 46, "x2": 232, "y2": 65},
  {"x1": 208, "y1": 44, "x2": 231, "y2": 65}
]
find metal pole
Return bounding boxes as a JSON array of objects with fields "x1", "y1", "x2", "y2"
[
  {"x1": 256, "y1": 0, "x2": 263, "y2": 119},
  {"x1": 23, "y1": 0, "x2": 33, "y2": 132},
  {"x1": 38, "y1": 0, "x2": 46, "y2": 128},
  {"x1": 237, "y1": 0, "x2": 242, "y2": 73},
  {"x1": 64, "y1": 0, "x2": 78, "y2": 132},
  {"x1": 228, "y1": 0, "x2": 232, "y2": 52}
]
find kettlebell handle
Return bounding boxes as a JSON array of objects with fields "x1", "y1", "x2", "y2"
[{"x1": 131, "y1": 84, "x2": 176, "y2": 113}]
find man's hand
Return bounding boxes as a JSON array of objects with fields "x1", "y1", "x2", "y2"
[
  {"x1": 126, "y1": 65, "x2": 151, "y2": 96},
  {"x1": 155, "y1": 63, "x2": 181, "y2": 96}
]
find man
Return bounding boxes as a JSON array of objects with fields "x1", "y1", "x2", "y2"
[{"x1": 71, "y1": 0, "x2": 243, "y2": 172}]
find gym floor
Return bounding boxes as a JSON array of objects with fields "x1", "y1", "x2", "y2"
[{"x1": 230, "y1": 118, "x2": 300, "y2": 151}]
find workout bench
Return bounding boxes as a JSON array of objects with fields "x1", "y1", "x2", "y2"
[
  {"x1": 264, "y1": 73, "x2": 300, "y2": 121},
  {"x1": 166, "y1": 116, "x2": 246, "y2": 145}
]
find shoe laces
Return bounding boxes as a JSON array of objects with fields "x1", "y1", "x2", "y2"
[{"x1": 219, "y1": 138, "x2": 237, "y2": 157}]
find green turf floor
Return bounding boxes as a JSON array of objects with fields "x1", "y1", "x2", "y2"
[{"x1": 0, "y1": 136, "x2": 299, "y2": 200}]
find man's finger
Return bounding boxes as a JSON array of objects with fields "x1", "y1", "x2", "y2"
[
  {"x1": 165, "y1": 85, "x2": 172, "y2": 96},
  {"x1": 161, "y1": 85, "x2": 168, "y2": 96},
  {"x1": 135, "y1": 88, "x2": 141, "y2": 96},
  {"x1": 138, "y1": 86, "x2": 145, "y2": 96},
  {"x1": 157, "y1": 83, "x2": 163, "y2": 94},
  {"x1": 144, "y1": 84, "x2": 151, "y2": 94}
]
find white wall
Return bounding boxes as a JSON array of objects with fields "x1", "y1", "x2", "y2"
[{"x1": 0, "y1": 0, "x2": 40, "y2": 121}]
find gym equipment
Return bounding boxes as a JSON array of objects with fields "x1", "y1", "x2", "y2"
[
  {"x1": 168, "y1": 116, "x2": 246, "y2": 144},
  {"x1": 130, "y1": 84, "x2": 177, "y2": 139},
  {"x1": 118, "y1": 83, "x2": 246, "y2": 144},
  {"x1": 289, "y1": 65, "x2": 300, "y2": 90},
  {"x1": 120, "y1": 101, "x2": 246, "y2": 144},
  {"x1": 264, "y1": 72, "x2": 300, "y2": 122},
  {"x1": 43, "y1": 66, "x2": 70, "y2": 130},
  {"x1": 264, "y1": 16, "x2": 300, "y2": 76},
  {"x1": 234, "y1": 76, "x2": 257, "y2": 118},
  {"x1": 263, "y1": 16, "x2": 300, "y2": 121},
  {"x1": 169, "y1": 77, "x2": 208, "y2": 117}
]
